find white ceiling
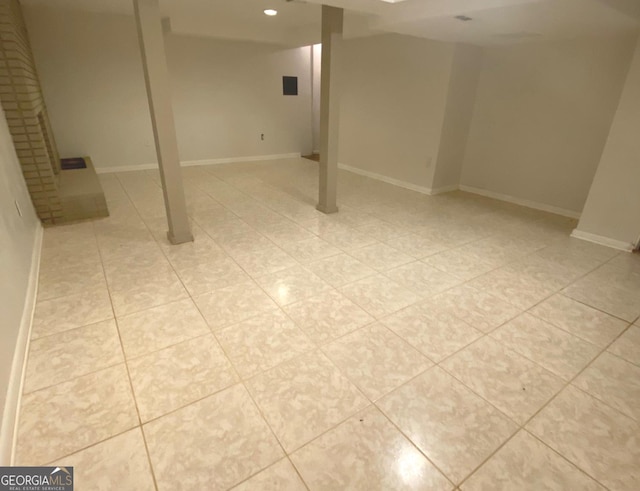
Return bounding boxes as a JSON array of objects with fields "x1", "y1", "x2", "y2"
[{"x1": 21, "y1": 0, "x2": 640, "y2": 46}]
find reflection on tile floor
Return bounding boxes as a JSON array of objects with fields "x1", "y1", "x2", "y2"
[{"x1": 17, "y1": 158, "x2": 640, "y2": 489}]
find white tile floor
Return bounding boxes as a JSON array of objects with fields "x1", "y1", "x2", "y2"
[{"x1": 17, "y1": 157, "x2": 640, "y2": 490}]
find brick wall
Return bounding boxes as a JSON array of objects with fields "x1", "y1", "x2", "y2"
[{"x1": 0, "y1": 0, "x2": 61, "y2": 223}]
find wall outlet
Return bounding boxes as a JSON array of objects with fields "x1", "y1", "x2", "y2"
[
  {"x1": 261, "y1": 133, "x2": 265, "y2": 141},
  {"x1": 14, "y1": 199, "x2": 22, "y2": 217}
]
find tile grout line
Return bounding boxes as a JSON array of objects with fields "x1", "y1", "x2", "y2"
[
  {"x1": 450, "y1": 311, "x2": 636, "y2": 490},
  {"x1": 136, "y1": 168, "x2": 635, "y2": 488},
  {"x1": 430, "y1": 256, "x2": 635, "y2": 485},
  {"x1": 292, "y1": 310, "x2": 464, "y2": 488},
  {"x1": 192, "y1": 209, "x2": 322, "y2": 489},
  {"x1": 133, "y1": 179, "x2": 318, "y2": 489},
  {"x1": 108, "y1": 172, "x2": 163, "y2": 491},
  {"x1": 339, "y1": 251, "x2": 633, "y2": 486},
  {"x1": 29, "y1": 213, "x2": 159, "y2": 486},
  {"x1": 23, "y1": 165, "x2": 639, "y2": 489}
]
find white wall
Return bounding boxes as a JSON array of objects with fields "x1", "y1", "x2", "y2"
[
  {"x1": 432, "y1": 44, "x2": 483, "y2": 192},
  {"x1": 168, "y1": 34, "x2": 311, "y2": 162},
  {"x1": 461, "y1": 35, "x2": 637, "y2": 216},
  {"x1": 0, "y1": 107, "x2": 40, "y2": 463},
  {"x1": 576, "y1": 34, "x2": 640, "y2": 248},
  {"x1": 339, "y1": 34, "x2": 455, "y2": 188},
  {"x1": 23, "y1": 6, "x2": 312, "y2": 171},
  {"x1": 311, "y1": 44, "x2": 321, "y2": 154},
  {"x1": 24, "y1": 6, "x2": 154, "y2": 169}
]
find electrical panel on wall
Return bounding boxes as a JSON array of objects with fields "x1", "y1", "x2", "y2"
[{"x1": 282, "y1": 76, "x2": 298, "y2": 96}]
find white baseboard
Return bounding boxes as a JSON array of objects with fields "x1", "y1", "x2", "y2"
[
  {"x1": 459, "y1": 185, "x2": 582, "y2": 219},
  {"x1": 338, "y1": 163, "x2": 444, "y2": 196},
  {"x1": 95, "y1": 153, "x2": 302, "y2": 174},
  {"x1": 430, "y1": 184, "x2": 460, "y2": 195},
  {"x1": 96, "y1": 162, "x2": 158, "y2": 173},
  {"x1": 570, "y1": 229, "x2": 634, "y2": 252},
  {"x1": 0, "y1": 224, "x2": 42, "y2": 465}
]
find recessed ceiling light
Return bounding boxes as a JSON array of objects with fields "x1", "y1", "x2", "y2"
[{"x1": 264, "y1": 9, "x2": 278, "y2": 16}]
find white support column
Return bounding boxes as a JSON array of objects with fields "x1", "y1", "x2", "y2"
[
  {"x1": 573, "y1": 35, "x2": 640, "y2": 251},
  {"x1": 134, "y1": 0, "x2": 192, "y2": 244},
  {"x1": 317, "y1": 5, "x2": 343, "y2": 214}
]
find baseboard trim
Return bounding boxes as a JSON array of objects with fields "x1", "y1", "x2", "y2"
[
  {"x1": 95, "y1": 153, "x2": 302, "y2": 174},
  {"x1": 459, "y1": 185, "x2": 581, "y2": 219},
  {"x1": 570, "y1": 229, "x2": 634, "y2": 252},
  {"x1": 0, "y1": 224, "x2": 42, "y2": 465},
  {"x1": 430, "y1": 184, "x2": 460, "y2": 195},
  {"x1": 95, "y1": 158, "x2": 584, "y2": 222},
  {"x1": 96, "y1": 162, "x2": 158, "y2": 173},
  {"x1": 338, "y1": 163, "x2": 441, "y2": 196}
]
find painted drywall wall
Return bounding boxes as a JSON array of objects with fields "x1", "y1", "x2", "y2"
[
  {"x1": 23, "y1": 6, "x2": 154, "y2": 170},
  {"x1": 311, "y1": 43, "x2": 321, "y2": 154},
  {"x1": 431, "y1": 44, "x2": 483, "y2": 192},
  {"x1": 461, "y1": 35, "x2": 637, "y2": 216},
  {"x1": 339, "y1": 34, "x2": 454, "y2": 189},
  {"x1": 576, "y1": 34, "x2": 640, "y2": 248},
  {"x1": 0, "y1": 106, "x2": 39, "y2": 461},
  {"x1": 167, "y1": 34, "x2": 311, "y2": 163},
  {"x1": 22, "y1": 5, "x2": 312, "y2": 170}
]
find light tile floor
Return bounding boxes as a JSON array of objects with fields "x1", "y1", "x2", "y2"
[{"x1": 16, "y1": 157, "x2": 640, "y2": 490}]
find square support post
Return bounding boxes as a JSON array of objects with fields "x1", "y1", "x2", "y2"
[
  {"x1": 134, "y1": 0, "x2": 192, "y2": 244},
  {"x1": 317, "y1": 5, "x2": 343, "y2": 214}
]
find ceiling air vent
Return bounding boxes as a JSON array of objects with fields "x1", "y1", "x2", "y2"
[{"x1": 454, "y1": 15, "x2": 473, "y2": 21}]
